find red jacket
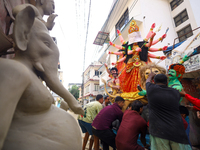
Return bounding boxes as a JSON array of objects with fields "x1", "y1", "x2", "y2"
[{"x1": 185, "y1": 94, "x2": 200, "y2": 111}]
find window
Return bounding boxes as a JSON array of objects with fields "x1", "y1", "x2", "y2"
[
  {"x1": 85, "y1": 85, "x2": 90, "y2": 93},
  {"x1": 170, "y1": 0, "x2": 183, "y2": 11},
  {"x1": 177, "y1": 24, "x2": 193, "y2": 42},
  {"x1": 95, "y1": 70, "x2": 102, "y2": 76},
  {"x1": 115, "y1": 8, "x2": 129, "y2": 36},
  {"x1": 174, "y1": 9, "x2": 188, "y2": 27},
  {"x1": 94, "y1": 84, "x2": 99, "y2": 91}
]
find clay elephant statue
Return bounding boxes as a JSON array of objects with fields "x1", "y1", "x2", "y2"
[{"x1": 0, "y1": 5, "x2": 83, "y2": 150}]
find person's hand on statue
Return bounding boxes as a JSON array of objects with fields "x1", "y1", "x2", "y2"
[
  {"x1": 197, "y1": 111, "x2": 200, "y2": 119},
  {"x1": 46, "y1": 14, "x2": 58, "y2": 30},
  {"x1": 180, "y1": 90, "x2": 187, "y2": 97},
  {"x1": 185, "y1": 105, "x2": 193, "y2": 111}
]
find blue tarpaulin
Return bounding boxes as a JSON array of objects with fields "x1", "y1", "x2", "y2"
[{"x1": 164, "y1": 41, "x2": 185, "y2": 53}]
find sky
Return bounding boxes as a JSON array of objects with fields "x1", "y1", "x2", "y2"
[{"x1": 48, "y1": 0, "x2": 113, "y2": 87}]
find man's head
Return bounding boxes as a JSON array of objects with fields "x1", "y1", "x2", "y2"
[
  {"x1": 110, "y1": 67, "x2": 118, "y2": 78},
  {"x1": 115, "y1": 96, "x2": 125, "y2": 108},
  {"x1": 104, "y1": 95, "x2": 110, "y2": 105},
  {"x1": 154, "y1": 74, "x2": 168, "y2": 86},
  {"x1": 179, "y1": 105, "x2": 189, "y2": 119},
  {"x1": 96, "y1": 94, "x2": 103, "y2": 104},
  {"x1": 131, "y1": 100, "x2": 143, "y2": 114},
  {"x1": 168, "y1": 64, "x2": 185, "y2": 81}
]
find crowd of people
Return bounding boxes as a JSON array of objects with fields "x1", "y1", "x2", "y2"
[{"x1": 77, "y1": 72, "x2": 200, "y2": 150}]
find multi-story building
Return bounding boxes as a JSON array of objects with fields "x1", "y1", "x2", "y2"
[
  {"x1": 79, "y1": 61, "x2": 102, "y2": 105},
  {"x1": 93, "y1": 0, "x2": 200, "y2": 93}
]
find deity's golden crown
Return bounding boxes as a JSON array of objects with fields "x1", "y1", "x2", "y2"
[{"x1": 128, "y1": 20, "x2": 139, "y2": 34}]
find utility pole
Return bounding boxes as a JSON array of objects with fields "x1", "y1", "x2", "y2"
[{"x1": 81, "y1": 0, "x2": 91, "y2": 107}]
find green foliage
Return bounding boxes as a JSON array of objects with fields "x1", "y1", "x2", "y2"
[{"x1": 68, "y1": 85, "x2": 79, "y2": 100}]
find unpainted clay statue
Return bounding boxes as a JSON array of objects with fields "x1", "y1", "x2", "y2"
[
  {"x1": 0, "y1": 5, "x2": 83, "y2": 150},
  {"x1": 35, "y1": 0, "x2": 57, "y2": 30}
]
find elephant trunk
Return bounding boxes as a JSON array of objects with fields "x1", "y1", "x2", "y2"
[{"x1": 43, "y1": 73, "x2": 84, "y2": 115}]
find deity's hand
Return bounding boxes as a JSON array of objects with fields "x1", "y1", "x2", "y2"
[
  {"x1": 109, "y1": 41, "x2": 113, "y2": 45},
  {"x1": 46, "y1": 14, "x2": 58, "y2": 30},
  {"x1": 112, "y1": 62, "x2": 116, "y2": 66},
  {"x1": 160, "y1": 56, "x2": 166, "y2": 60},
  {"x1": 162, "y1": 46, "x2": 168, "y2": 51},
  {"x1": 108, "y1": 51, "x2": 112, "y2": 54},
  {"x1": 135, "y1": 47, "x2": 141, "y2": 52},
  {"x1": 117, "y1": 30, "x2": 121, "y2": 34},
  {"x1": 162, "y1": 34, "x2": 167, "y2": 39},
  {"x1": 151, "y1": 23, "x2": 156, "y2": 29}
]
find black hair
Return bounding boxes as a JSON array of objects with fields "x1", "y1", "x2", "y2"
[
  {"x1": 96, "y1": 94, "x2": 103, "y2": 101},
  {"x1": 179, "y1": 105, "x2": 189, "y2": 116},
  {"x1": 131, "y1": 100, "x2": 143, "y2": 112},
  {"x1": 115, "y1": 96, "x2": 125, "y2": 102},
  {"x1": 110, "y1": 67, "x2": 118, "y2": 73},
  {"x1": 154, "y1": 74, "x2": 168, "y2": 85},
  {"x1": 104, "y1": 95, "x2": 109, "y2": 100}
]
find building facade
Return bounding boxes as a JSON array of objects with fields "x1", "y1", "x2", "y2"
[{"x1": 79, "y1": 61, "x2": 102, "y2": 106}]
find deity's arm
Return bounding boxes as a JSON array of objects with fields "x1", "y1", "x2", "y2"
[
  {"x1": 148, "y1": 46, "x2": 168, "y2": 52},
  {"x1": 0, "y1": 62, "x2": 31, "y2": 149},
  {"x1": 145, "y1": 32, "x2": 156, "y2": 47},
  {"x1": 117, "y1": 30, "x2": 126, "y2": 45},
  {"x1": 151, "y1": 34, "x2": 167, "y2": 45},
  {"x1": 109, "y1": 51, "x2": 124, "y2": 55},
  {"x1": 111, "y1": 57, "x2": 126, "y2": 66},
  {"x1": 144, "y1": 23, "x2": 155, "y2": 41},
  {"x1": 148, "y1": 53, "x2": 166, "y2": 60},
  {"x1": 109, "y1": 42, "x2": 125, "y2": 51}
]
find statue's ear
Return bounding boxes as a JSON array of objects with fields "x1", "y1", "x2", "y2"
[
  {"x1": 14, "y1": 6, "x2": 35, "y2": 51},
  {"x1": 178, "y1": 74, "x2": 181, "y2": 78}
]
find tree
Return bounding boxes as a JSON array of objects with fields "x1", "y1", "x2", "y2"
[{"x1": 68, "y1": 85, "x2": 79, "y2": 100}]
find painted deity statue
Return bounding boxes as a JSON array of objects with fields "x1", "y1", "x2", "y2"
[
  {"x1": 0, "y1": 4, "x2": 83, "y2": 150},
  {"x1": 108, "y1": 20, "x2": 168, "y2": 94}
]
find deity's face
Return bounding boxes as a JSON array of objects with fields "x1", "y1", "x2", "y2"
[
  {"x1": 168, "y1": 69, "x2": 177, "y2": 79},
  {"x1": 43, "y1": 0, "x2": 55, "y2": 15},
  {"x1": 145, "y1": 68, "x2": 161, "y2": 80}
]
